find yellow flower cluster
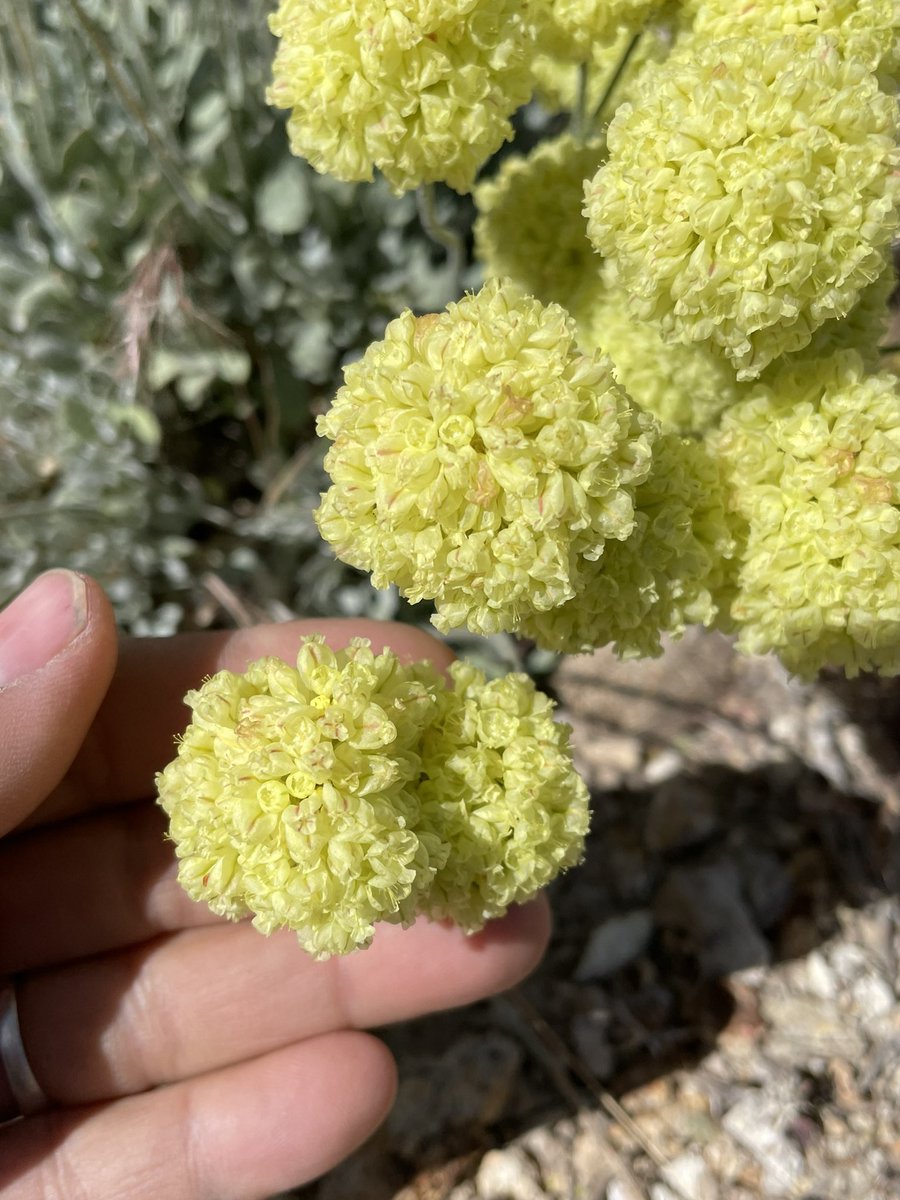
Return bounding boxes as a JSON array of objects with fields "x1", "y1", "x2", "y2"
[
  {"x1": 572, "y1": 270, "x2": 750, "y2": 432},
  {"x1": 522, "y1": 434, "x2": 738, "y2": 656},
  {"x1": 316, "y1": 279, "x2": 657, "y2": 637},
  {"x1": 474, "y1": 134, "x2": 606, "y2": 307},
  {"x1": 760, "y1": 254, "x2": 895, "y2": 380},
  {"x1": 584, "y1": 36, "x2": 900, "y2": 379},
  {"x1": 687, "y1": 0, "x2": 900, "y2": 79},
  {"x1": 418, "y1": 662, "x2": 589, "y2": 930},
  {"x1": 157, "y1": 637, "x2": 589, "y2": 957},
  {"x1": 709, "y1": 352, "x2": 900, "y2": 678},
  {"x1": 267, "y1": 0, "x2": 532, "y2": 194}
]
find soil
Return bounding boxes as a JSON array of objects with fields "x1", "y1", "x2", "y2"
[{"x1": 293, "y1": 630, "x2": 900, "y2": 1200}]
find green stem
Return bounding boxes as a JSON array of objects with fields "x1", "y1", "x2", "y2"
[
  {"x1": 570, "y1": 61, "x2": 590, "y2": 142},
  {"x1": 1, "y1": 7, "x2": 52, "y2": 168},
  {"x1": 416, "y1": 184, "x2": 465, "y2": 291},
  {"x1": 592, "y1": 30, "x2": 642, "y2": 127}
]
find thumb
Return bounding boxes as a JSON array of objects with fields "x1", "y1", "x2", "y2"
[{"x1": 0, "y1": 570, "x2": 118, "y2": 836}]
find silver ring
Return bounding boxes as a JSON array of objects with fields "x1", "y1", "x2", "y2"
[{"x1": 0, "y1": 981, "x2": 50, "y2": 1121}]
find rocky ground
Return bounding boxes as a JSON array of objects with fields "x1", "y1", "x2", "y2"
[{"x1": 291, "y1": 631, "x2": 900, "y2": 1200}]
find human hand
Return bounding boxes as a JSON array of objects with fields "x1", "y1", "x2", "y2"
[{"x1": 0, "y1": 572, "x2": 550, "y2": 1198}]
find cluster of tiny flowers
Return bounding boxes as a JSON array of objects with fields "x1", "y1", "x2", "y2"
[
  {"x1": 418, "y1": 661, "x2": 590, "y2": 930},
  {"x1": 530, "y1": 0, "x2": 669, "y2": 62},
  {"x1": 571, "y1": 267, "x2": 750, "y2": 433},
  {"x1": 474, "y1": 134, "x2": 606, "y2": 307},
  {"x1": 267, "y1": 0, "x2": 532, "y2": 194},
  {"x1": 157, "y1": 637, "x2": 588, "y2": 957},
  {"x1": 685, "y1": 0, "x2": 900, "y2": 80},
  {"x1": 708, "y1": 351, "x2": 900, "y2": 678},
  {"x1": 584, "y1": 35, "x2": 900, "y2": 379},
  {"x1": 521, "y1": 434, "x2": 738, "y2": 656},
  {"x1": 759, "y1": 254, "x2": 895, "y2": 380},
  {"x1": 315, "y1": 279, "x2": 657, "y2": 637}
]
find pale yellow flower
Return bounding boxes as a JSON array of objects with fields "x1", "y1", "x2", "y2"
[
  {"x1": 157, "y1": 637, "x2": 447, "y2": 958},
  {"x1": 267, "y1": 0, "x2": 532, "y2": 194},
  {"x1": 316, "y1": 279, "x2": 657, "y2": 636},
  {"x1": 418, "y1": 662, "x2": 590, "y2": 930},
  {"x1": 688, "y1": 0, "x2": 900, "y2": 79},
  {"x1": 572, "y1": 267, "x2": 750, "y2": 432},
  {"x1": 474, "y1": 134, "x2": 606, "y2": 306},
  {"x1": 585, "y1": 36, "x2": 900, "y2": 379},
  {"x1": 522, "y1": 433, "x2": 738, "y2": 655},
  {"x1": 157, "y1": 637, "x2": 590, "y2": 955},
  {"x1": 709, "y1": 351, "x2": 900, "y2": 677}
]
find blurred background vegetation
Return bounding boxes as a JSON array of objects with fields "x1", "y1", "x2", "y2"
[{"x1": 1, "y1": 0, "x2": 539, "y2": 668}]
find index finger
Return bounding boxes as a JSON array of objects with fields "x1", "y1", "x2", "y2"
[{"x1": 32, "y1": 619, "x2": 455, "y2": 829}]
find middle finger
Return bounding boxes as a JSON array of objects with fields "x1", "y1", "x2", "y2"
[{"x1": 14, "y1": 899, "x2": 548, "y2": 1106}]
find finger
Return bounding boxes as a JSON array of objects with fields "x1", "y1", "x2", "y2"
[
  {"x1": 0, "y1": 804, "x2": 225, "y2": 976},
  {"x1": 0, "y1": 572, "x2": 117, "y2": 835},
  {"x1": 35, "y1": 619, "x2": 455, "y2": 828},
  {"x1": 16, "y1": 899, "x2": 549, "y2": 1105},
  {"x1": 0, "y1": 1032, "x2": 396, "y2": 1200}
]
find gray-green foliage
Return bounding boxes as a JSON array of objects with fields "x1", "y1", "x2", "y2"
[{"x1": 0, "y1": 0, "x2": 466, "y2": 631}]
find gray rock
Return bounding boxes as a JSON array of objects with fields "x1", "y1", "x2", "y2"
[
  {"x1": 387, "y1": 1033, "x2": 521, "y2": 1160},
  {"x1": 519, "y1": 1124, "x2": 575, "y2": 1197},
  {"x1": 655, "y1": 860, "x2": 771, "y2": 978},
  {"x1": 574, "y1": 910, "x2": 654, "y2": 981},
  {"x1": 737, "y1": 847, "x2": 793, "y2": 930},
  {"x1": 606, "y1": 1179, "x2": 645, "y2": 1200},
  {"x1": 475, "y1": 1147, "x2": 544, "y2": 1200},
  {"x1": 761, "y1": 993, "x2": 865, "y2": 1063},
  {"x1": 722, "y1": 1091, "x2": 806, "y2": 1196},
  {"x1": 571, "y1": 1009, "x2": 615, "y2": 1080},
  {"x1": 849, "y1": 973, "x2": 894, "y2": 1022},
  {"x1": 645, "y1": 778, "x2": 720, "y2": 853},
  {"x1": 661, "y1": 1151, "x2": 718, "y2": 1200},
  {"x1": 572, "y1": 1113, "x2": 617, "y2": 1196}
]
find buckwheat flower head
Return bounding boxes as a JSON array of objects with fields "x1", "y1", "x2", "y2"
[
  {"x1": 531, "y1": 0, "x2": 670, "y2": 62},
  {"x1": 584, "y1": 36, "x2": 900, "y2": 379},
  {"x1": 316, "y1": 279, "x2": 657, "y2": 637},
  {"x1": 709, "y1": 351, "x2": 900, "y2": 677},
  {"x1": 156, "y1": 637, "x2": 448, "y2": 959},
  {"x1": 760, "y1": 252, "x2": 895, "y2": 380},
  {"x1": 418, "y1": 661, "x2": 590, "y2": 930},
  {"x1": 522, "y1": 433, "x2": 738, "y2": 655},
  {"x1": 572, "y1": 269, "x2": 750, "y2": 432},
  {"x1": 474, "y1": 134, "x2": 606, "y2": 307},
  {"x1": 157, "y1": 640, "x2": 591, "y2": 956},
  {"x1": 689, "y1": 0, "x2": 900, "y2": 79},
  {"x1": 267, "y1": 0, "x2": 532, "y2": 194}
]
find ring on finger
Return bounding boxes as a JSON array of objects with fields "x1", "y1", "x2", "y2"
[{"x1": 0, "y1": 980, "x2": 50, "y2": 1123}]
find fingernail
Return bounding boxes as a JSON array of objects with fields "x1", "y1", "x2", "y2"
[{"x1": 0, "y1": 571, "x2": 88, "y2": 688}]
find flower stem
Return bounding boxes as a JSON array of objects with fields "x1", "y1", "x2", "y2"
[
  {"x1": 416, "y1": 184, "x2": 464, "y2": 291},
  {"x1": 593, "y1": 30, "x2": 642, "y2": 127},
  {"x1": 570, "y1": 61, "x2": 590, "y2": 142}
]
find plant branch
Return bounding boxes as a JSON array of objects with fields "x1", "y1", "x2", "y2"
[
  {"x1": 62, "y1": 0, "x2": 231, "y2": 250},
  {"x1": 593, "y1": 30, "x2": 642, "y2": 127},
  {"x1": 416, "y1": 183, "x2": 465, "y2": 290}
]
